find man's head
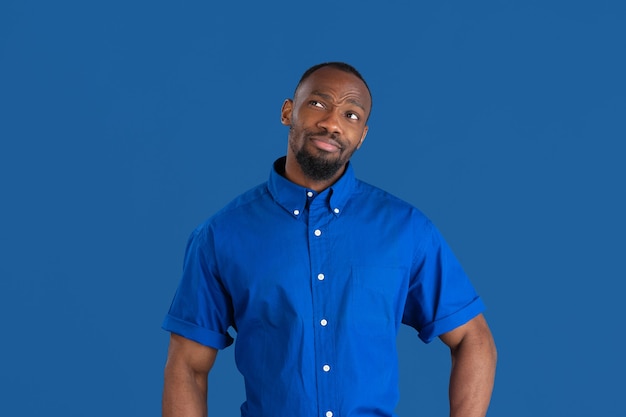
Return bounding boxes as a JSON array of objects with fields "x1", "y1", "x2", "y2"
[{"x1": 281, "y1": 62, "x2": 372, "y2": 187}]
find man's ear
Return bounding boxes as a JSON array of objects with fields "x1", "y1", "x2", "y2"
[
  {"x1": 281, "y1": 99, "x2": 293, "y2": 126},
  {"x1": 356, "y1": 125, "x2": 369, "y2": 149}
]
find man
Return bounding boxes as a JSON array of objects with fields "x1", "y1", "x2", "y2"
[{"x1": 162, "y1": 62, "x2": 497, "y2": 417}]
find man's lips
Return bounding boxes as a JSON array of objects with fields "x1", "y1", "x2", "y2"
[{"x1": 309, "y1": 135, "x2": 342, "y2": 152}]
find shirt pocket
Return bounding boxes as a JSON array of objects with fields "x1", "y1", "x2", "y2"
[{"x1": 349, "y1": 266, "x2": 405, "y2": 338}]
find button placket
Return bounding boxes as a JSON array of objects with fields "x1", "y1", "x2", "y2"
[{"x1": 308, "y1": 197, "x2": 336, "y2": 417}]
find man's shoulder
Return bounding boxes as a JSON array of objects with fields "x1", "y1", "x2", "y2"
[
  {"x1": 353, "y1": 178, "x2": 427, "y2": 216},
  {"x1": 194, "y1": 182, "x2": 270, "y2": 230},
  {"x1": 219, "y1": 181, "x2": 270, "y2": 213}
]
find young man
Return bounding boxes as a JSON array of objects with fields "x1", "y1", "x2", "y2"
[{"x1": 162, "y1": 62, "x2": 496, "y2": 417}]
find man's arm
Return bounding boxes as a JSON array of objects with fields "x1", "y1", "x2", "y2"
[
  {"x1": 163, "y1": 333, "x2": 218, "y2": 417},
  {"x1": 439, "y1": 313, "x2": 497, "y2": 417}
]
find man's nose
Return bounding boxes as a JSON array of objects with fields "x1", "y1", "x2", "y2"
[{"x1": 317, "y1": 109, "x2": 342, "y2": 134}]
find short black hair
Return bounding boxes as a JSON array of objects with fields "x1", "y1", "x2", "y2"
[{"x1": 294, "y1": 62, "x2": 372, "y2": 114}]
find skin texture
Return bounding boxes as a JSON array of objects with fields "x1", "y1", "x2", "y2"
[
  {"x1": 439, "y1": 314, "x2": 497, "y2": 417},
  {"x1": 162, "y1": 334, "x2": 217, "y2": 417},
  {"x1": 162, "y1": 65, "x2": 497, "y2": 417}
]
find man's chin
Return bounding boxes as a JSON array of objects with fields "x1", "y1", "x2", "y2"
[
  {"x1": 307, "y1": 152, "x2": 343, "y2": 168},
  {"x1": 312, "y1": 152, "x2": 339, "y2": 162},
  {"x1": 296, "y1": 151, "x2": 345, "y2": 181}
]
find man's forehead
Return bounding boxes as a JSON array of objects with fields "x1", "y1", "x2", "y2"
[
  {"x1": 296, "y1": 67, "x2": 371, "y2": 107},
  {"x1": 310, "y1": 90, "x2": 367, "y2": 113}
]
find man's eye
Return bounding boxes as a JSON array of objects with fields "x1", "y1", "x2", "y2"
[
  {"x1": 310, "y1": 100, "x2": 324, "y2": 108},
  {"x1": 347, "y1": 112, "x2": 359, "y2": 120}
]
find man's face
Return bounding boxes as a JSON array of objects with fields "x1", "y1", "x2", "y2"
[{"x1": 281, "y1": 67, "x2": 371, "y2": 181}]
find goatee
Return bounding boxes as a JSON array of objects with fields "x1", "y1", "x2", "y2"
[
  {"x1": 294, "y1": 146, "x2": 346, "y2": 181},
  {"x1": 290, "y1": 128, "x2": 355, "y2": 181}
]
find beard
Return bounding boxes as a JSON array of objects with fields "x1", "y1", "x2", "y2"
[{"x1": 290, "y1": 127, "x2": 357, "y2": 181}]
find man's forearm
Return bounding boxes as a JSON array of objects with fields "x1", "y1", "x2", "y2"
[
  {"x1": 448, "y1": 331, "x2": 497, "y2": 417},
  {"x1": 162, "y1": 363, "x2": 208, "y2": 417}
]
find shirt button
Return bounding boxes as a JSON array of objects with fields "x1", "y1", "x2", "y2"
[
  {"x1": 333, "y1": 208, "x2": 340, "y2": 214},
  {"x1": 314, "y1": 229, "x2": 322, "y2": 236},
  {"x1": 293, "y1": 209, "x2": 300, "y2": 215},
  {"x1": 317, "y1": 273, "x2": 325, "y2": 281},
  {"x1": 320, "y1": 319, "x2": 328, "y2": 326},
  {"x1": 326, "y1": 412, "x2": 333, "y2": 417},
  {"x1": 307, "y1": 191, "x2": 314, "y2": 197},
  {"x1": 323, "y1": 364, "x2": 331, "y2": 372}
]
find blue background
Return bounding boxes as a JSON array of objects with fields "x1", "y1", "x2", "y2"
[{"x1": 1, "y1": 1, "x2": 624, "y2": 416}]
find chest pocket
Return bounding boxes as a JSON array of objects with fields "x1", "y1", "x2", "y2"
[{"x1": 349, "y1": 266, "x2": 406, "y2": 338}]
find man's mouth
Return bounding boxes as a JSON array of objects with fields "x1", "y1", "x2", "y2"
[{"x1": 309, "y1": 135, "x2": 342, "y2": 153}]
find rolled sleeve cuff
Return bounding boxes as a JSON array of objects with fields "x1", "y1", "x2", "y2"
[
  {"x1": 418, "y1": 296, "x2": 486, "y2": 344},
  {"x1": 162, "y1": 314, "x2": 234, "y2": 349}
]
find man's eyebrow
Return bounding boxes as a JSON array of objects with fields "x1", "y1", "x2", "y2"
[{"x1": 311, "y1": 90, "x2": 366, "y2": 112}]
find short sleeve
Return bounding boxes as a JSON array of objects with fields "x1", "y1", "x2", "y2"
[
  {"x1": 162, "y1": 224, "x2": 234, "y2": 349},
  {"x1": 402, "y1": 221, "x2": 485, "y2": 343}
]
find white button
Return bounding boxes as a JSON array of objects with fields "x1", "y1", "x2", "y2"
[
  {"x1": 326, "y1": 412, "x2": 333, "y2": 417},
  {"x1": 293, "y1": 209, "x2": 300, "y2": 215},
  {"x1": 320, "y1": 319, "x2": 328, "y2": 326},
  {"x1": 323, "y1": 364, "x2": 331, "y2": 372},
  {"x1": 314, "y1": 229, "x2": 322, "y2": 236},
  {"x1": 307, "y1": 191, "x2": 314, "y2": 197},
  {"x1": 333, "y1": 208, "x2": 340, "y2": 214},
  {"x1": 317, "y1": 273, "x2": 325, "y2": 281}
]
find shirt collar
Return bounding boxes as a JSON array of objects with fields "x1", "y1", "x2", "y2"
[{"x1": 268, "y1": 156, "x2": 356, "y2": 218}]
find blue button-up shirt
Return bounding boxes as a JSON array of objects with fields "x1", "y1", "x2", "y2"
[{"x1": 163, "y1": 157, "x2": 485, "y2": 417}]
